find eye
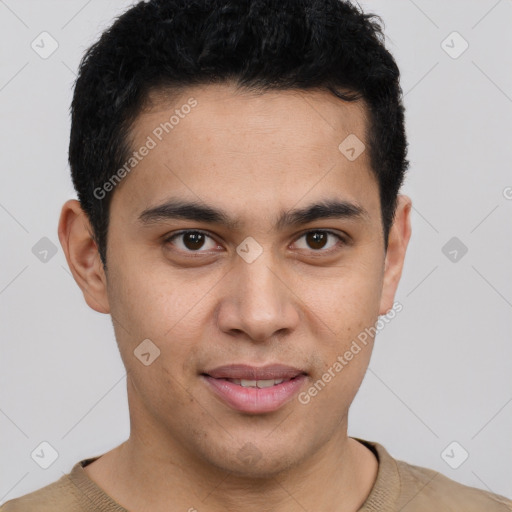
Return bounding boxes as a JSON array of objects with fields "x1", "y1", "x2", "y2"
[
  {"x1": 164, "y1": 230, "x2": 221, "y2": 253},
  {"x1": 292, "y1": 230, "x2": 346, "y2": 253},
  {"x1": 163, "y1": 229, "x2": 347, "y2": 256}
]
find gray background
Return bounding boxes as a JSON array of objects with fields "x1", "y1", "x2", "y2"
[{"x1": 1, "y1": 0, "x2": 511, "y2": 504}]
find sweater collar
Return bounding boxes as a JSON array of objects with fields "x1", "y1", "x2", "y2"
[{"x1": 70, "y1": 437, "x2": 400, "y2": 511}]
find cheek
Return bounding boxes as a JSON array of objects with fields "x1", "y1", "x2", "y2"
[
  {"x1": 106, "y1": 260, "x2": 216, "y2": 376},
  {"x1": 293, "y1": 252, "x2": 382, "y2": 404},
  {"x1": 108, "y1": 260, "x2": 200, "y2": 339},
  {"x1": 106, "y1": 266, "x2": 204, "y2": 416},
  {"x1": 295, "y1": 257, "x2": 383, "y2": 337},
  {"x1": 301, "y1": 320, "x2": 375, "y2": 421}
]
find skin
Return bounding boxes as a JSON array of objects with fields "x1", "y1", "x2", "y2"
[{"x1": 58, "y1": 83, "x2": 412, "y2": 512}]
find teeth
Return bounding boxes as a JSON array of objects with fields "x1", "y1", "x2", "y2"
[
  {"x1": 231, "y1": 378, "x2": 287, "y2": 388},
  {"x1": 256, "y1": 379, "x2": 276, "y2": 388}
]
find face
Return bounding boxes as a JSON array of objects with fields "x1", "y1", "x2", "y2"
[{"x1": 60, "y1": 83, "x2": 411, "y2": 477}]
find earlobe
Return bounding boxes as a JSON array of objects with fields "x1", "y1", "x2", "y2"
[
  {"x1": 378, "y1": 194, "x2": 412, "y2": 316},
  {"x1": 58, "y1": 199, "x2": 110, "y2": 314}
]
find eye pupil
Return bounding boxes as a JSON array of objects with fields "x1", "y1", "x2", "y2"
[
  {"x1": 307, "y1": 231, "x2": 327, "y2": 250},
  {"x1": 169, "y1": 230, "x2": 340, "y2": 255},
  {"x1": 183, "y1": 232, "x2": 205, "y2": 250}
]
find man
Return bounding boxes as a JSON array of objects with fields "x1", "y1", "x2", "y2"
[{"x1": 2, "y1": 0, "x2": 510, "y2": 510}]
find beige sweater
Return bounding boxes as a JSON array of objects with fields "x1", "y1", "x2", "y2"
[{"x1": 1, "y1": 438, "x2": 511, "y2": 511}]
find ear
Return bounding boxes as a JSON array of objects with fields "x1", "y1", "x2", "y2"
[
  {"x1": 58, "y1": 199, "x2": 110, "y2": 314},
  {"x1": 378, "y1": 194, "x2": 412, "y2": 315}
]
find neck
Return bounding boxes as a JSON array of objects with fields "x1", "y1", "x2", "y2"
[{"x1": 84, "y1": 388, "x2": 378, "y2": 512}]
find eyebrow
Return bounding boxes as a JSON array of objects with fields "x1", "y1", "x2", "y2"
[{"x1": 138, "y1": 197, "x2": 369, "y2": 231}]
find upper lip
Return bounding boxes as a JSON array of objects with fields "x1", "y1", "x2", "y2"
[{"x1": 203, "y1": 364, "x2": 306, "y2": 380}]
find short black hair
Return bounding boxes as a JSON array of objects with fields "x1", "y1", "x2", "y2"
[{"x1": 69, "y1": 0, "x2": 409, "y2": 268}]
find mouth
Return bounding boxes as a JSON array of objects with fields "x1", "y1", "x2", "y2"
[
  {"x1": 201, "y1": 364, "x2": 308, "y2": 414},
  {"x1": 220, "y1": 378, "x2": 292, "y2": 388}
]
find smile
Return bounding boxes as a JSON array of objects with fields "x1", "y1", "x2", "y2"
[{"x1": 201, "y1": 365, "x2": 308, "y2": 414}]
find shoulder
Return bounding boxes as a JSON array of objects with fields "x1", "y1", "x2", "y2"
[
  {"x1": 0, "y1": 473, "x2": 82, "y2": 512},
  {"x1": 356, "y1": 437, "x2": 512, "y2": 512},
  {"x1": 394, "y1": 457, "x2": 512, "y2": 511}
]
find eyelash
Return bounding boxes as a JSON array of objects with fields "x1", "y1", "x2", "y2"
[{"x1": 163, "y1": 229, "x2": 347, "y2": 256}]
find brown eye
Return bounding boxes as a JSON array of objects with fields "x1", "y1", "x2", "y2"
[
  {"x1": 165, "y1": 230, "x2": 219, "y2": 253},
  {"x1": 293, "y1": 230, "x2": 345, "y2": 252},
  {"x1": 182, "y1": 232, "x2": 206, "y2": 250},
  {"x1": 306, "y1": 231, "x2": 328, "y2": 250}
]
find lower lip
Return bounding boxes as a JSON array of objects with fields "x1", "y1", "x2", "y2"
[{"x1": 202, "y1": 375, "x2": 307, "y2": 414}]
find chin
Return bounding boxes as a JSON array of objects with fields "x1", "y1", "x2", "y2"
[
  {"x1": 213, "y1": 455, "x2": 297, "y2": 479},
  {"x1": 199, "y1": 438, "x2": 309, "y2": 479}
]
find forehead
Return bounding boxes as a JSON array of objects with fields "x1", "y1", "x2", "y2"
[
  {"x1": 141, "y1": 83, "x2": 369, "y2": 147},
  {"x1": 112, "y1": 82, "x2": 378, "y2": 226}
]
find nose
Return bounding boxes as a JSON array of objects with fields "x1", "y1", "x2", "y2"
[{"x1": 215, "y1": 252, "x2": 301, "y2": 343}]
